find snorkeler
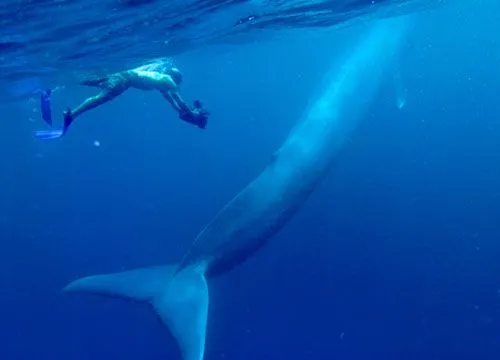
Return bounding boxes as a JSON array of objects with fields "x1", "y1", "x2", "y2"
[{"x1": 35, "y1": 61, "x2": 209, "y2": 140}]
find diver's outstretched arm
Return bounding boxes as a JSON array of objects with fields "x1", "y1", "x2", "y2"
[
  {"x1": 161, "y1": 91, "x2": 182, "y2": 113},
  {"x1": 160, "y1": 90, "x2": 208, "y2": 129},
  {"x1": 161, "y1": 90, "x2": 190, "y2": 114}
]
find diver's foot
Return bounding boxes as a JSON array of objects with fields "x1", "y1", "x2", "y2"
[{"x1": 63, "y1": 108, "x2": 74, "y2": 133}]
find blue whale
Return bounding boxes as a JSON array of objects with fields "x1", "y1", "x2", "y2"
[{"x1": 64, "y1": 16, "x2": 413, "y2": 360}]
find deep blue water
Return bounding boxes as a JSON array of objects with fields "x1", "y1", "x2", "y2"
[{"x1": 1, "y1": 0, "x2": 500, "y2": 359}]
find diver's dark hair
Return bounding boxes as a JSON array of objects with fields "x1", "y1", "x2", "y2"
[{"x1": 168, "y1": 67, "x2": 183, "y2": 85}]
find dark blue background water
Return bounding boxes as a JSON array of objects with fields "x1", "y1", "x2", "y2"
[{"x1": 1, "y1": 2, "x2": 499, "y2": 360}]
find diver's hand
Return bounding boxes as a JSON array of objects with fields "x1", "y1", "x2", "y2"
[{"x1": 179, "y1": 107, "x2": 208, "y2": 129}]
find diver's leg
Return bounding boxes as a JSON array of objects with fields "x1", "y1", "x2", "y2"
[
  {"x1": 71, "y1": 73, "x2": 129, "y2": 119},
  {"x1": 81, "y1": 76, "x2": 109, "y2": 88},
  {"x1": 63, "y1": 76, "x2": 129, "y2": 134},
  {"x1": 70, "y1": 88, "x2": 124, "y2": 119}
]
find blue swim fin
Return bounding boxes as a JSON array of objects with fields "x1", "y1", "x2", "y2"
[
  {"x1": 40, "y1": 89, "x2": 52, "y2": 126},
  {"x1": 35, "y1": 129, "x2": 64, "y2": 140},
  {"x1": 35, "y1": 109, "x2": 73, "y2": 140}
]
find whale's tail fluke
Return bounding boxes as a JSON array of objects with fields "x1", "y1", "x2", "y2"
[{"x1": 63, "y1": 265, "x2": 209, "y2": 360}]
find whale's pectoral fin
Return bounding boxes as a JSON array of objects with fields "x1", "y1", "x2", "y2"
[{"x1": 63, "y1": 265, "x2": 209, "y2": 360}]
